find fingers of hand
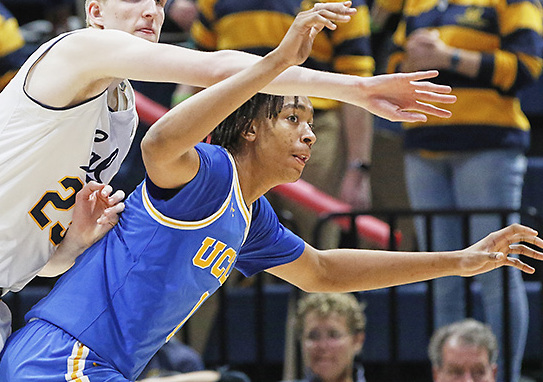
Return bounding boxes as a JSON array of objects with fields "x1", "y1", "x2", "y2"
[
  {"x1": 388, "y1": 110, "x2": 427, "y2": 123},
  {"x1": 413, "y1": 100, "x2": 452, "y2": 118},
  {"x1": 413, "y1": 89, "x2": 456, "y2": 104},
  {"x1": 77, "y1": 181, "x2": 104, "y2": 200},
  {"x1": 405, "y1": 70, "x2": 440, "y2": 81},
  {"x1": 313, "y1": 1, "x2": 356, "y2": 17},
  {"x1": 504, "y1": 256, "x2": 535, "y2": 274},
  {"x1": 509, "y1": 244, "x2": 543, "y2": 260},
  {"x1": 100, "y1": 184, "x2": 113, "y2": 198},
  {"x1": 107, "y1": 190, "x2": 126, "y2": 206}
]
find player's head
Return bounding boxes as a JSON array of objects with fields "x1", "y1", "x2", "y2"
[
  {"x1": 295, "y1": 293, "x2": 366, "y2": 382},
  {"x1": 211, "y1": 94, "x2": 315, "y2": 182},
  {"x1": 429, "y1": 319, "x2": 498, "y2": 382},
  {"x1": 85, "y1": 0, "x2": 166, "y2": 43}
]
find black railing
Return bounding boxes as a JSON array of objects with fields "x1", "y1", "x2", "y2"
[{"x1": 203, "y1": 207, "x2": 543, "y2": 382}]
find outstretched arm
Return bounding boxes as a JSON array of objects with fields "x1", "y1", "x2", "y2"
[
  {"x1": 142, "y1": 2, "x2": 354, "y2": 189},
  {"x1": 29, "y1": 3, "x2": 453, "y2": 121},
  {"x1": 267, "y1": 224, "x2": 543, "y2": 292},
  {"x1": 38, "y1": 181, "x2": 125, "y2": 277}
]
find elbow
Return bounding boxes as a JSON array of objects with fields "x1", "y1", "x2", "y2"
[
  {"x1": 141, "y1": 127, "x2": 166, "y2": 166},
  {"x1": 208, "y1": 50, "x2": 249, "y2": 83}
]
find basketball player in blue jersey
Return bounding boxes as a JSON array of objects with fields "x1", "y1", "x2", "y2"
[
  {"x1": 0, "y1": 0, "x2": 461, "y2": 352},
  {"x1": 2, "y1": 4, "x2": 541, "y2": 382}
]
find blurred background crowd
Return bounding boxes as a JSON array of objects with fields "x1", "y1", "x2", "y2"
[{"x1": 1, "y1": 1, "x2": 542, "y2": 382}]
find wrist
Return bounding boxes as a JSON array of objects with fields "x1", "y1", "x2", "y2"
[
  {"x1": 449, "y1": 49, "x2": 461, "y2": 71},
  {"x1": 348, "y1": 159, "x2": 371, "y2": 173}
]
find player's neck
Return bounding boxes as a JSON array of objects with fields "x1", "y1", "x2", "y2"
[{"x1": 233, "y1": 154, "x2": 276, "y2": 206}]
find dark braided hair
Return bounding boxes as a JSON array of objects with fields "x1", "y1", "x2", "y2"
[{"x1": 211, "y1": 94, "x2": 299, "y2": 153}]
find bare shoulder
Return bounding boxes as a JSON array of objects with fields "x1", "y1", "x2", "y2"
[{"x1": 25, "y1": 29, "x2": 126, "y2": 107}]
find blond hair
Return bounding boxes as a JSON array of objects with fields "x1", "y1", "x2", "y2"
[{"x1": 295, "y1": 293, "x2": 366, "y2": 337}]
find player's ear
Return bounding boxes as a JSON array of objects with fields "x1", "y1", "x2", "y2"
[
  {"x1": 241, "y1": 124, "x2": 257, "y2": 142},
  {"x1": 87, "y1": 0, "x2": 105, "y2": 29}
]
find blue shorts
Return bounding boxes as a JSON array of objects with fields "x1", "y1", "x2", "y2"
[{"x1": 0, "y1": 319, "x2": 128, "y2": 381}]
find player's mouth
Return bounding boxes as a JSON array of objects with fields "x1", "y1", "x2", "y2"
[
  {"x1": 293, "y1": 154, "x2": 310, "y2": 166},
  {"x1": 136, "y1": 28, "x2": 156, "y2": 36}
]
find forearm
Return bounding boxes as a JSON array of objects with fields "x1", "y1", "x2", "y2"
[
  {"x1": 318, "y1": 249, "x2": 462, "y2": 291},
  {"x1": 37, "y1": 233, "x2": 84, "y2": 277},
  {"x1": 342, "y1": 103, "x2": 373, "y2": 164},
  {"x1": 445, "y1": 48, "x2": 481, "y2": 79},
  {"x1": 271, "y1": 247, "x2": 462, "y2": 293}
]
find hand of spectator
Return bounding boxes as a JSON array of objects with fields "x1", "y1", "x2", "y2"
[
  {"x1": 340, "y1": 170, "x2": 372, "y2": 210},
  {"x1": 402, "y1": 29, "x2": 452, "y2": 72}
]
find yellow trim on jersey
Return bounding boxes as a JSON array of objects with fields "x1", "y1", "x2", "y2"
[
  {"x1": 65, "y1": 342, "x2": 90, "y2": 382},
  {"x1": 227, "y1": 151, "x2": 252, "y2": 242},
  {"x1": 166, "y1": 291, "x2": 210, "y2": 342},
  {"x1": 142, "y1": 181, "x2": 233, "y2": 230}
]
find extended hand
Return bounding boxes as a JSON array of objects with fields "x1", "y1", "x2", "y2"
[
  {"x1": 276, "y1": 1, "x2": 356, "y2": 67},
  {"x1": 357, "y1": 70, "x2": 457, "y2": 122},
  {"x1": 458, "y1": 224, "x2": 543, "y2": 276}
]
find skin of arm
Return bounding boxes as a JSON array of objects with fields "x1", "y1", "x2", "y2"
[
  {"x1": 25, "y1": 18, "x2": 455, "y2": 121},
  {"x1": 38, "y1": 182, "x2": 125, "y2": 277},
  {"x1": 339, "y1": 103, "x2": 373, "y2": 209},
  {"x1": 266, "y1": 224, "x2": 543, "y2": 293}
]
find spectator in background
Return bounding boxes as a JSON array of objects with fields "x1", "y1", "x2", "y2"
[
  {"x1": 165, "y1": 0, "x2": 198, "y2": 33},
  {"x1": 0, "y1": 2, "x2": 33, "y2": 91},
  {"x1": 138, "y1": 336, "x2": 251, "y2": 382},
  {"x1": 283, "y1": 293, "x2": 367, "y2": 382},
  {"x1": 386, "y1": 1, "x2": 543, "y2": 381},
  {"x1": 429, "y1": 319, "x2": 498, "y2": 382},
  {"x1": 191, "y1": 0, "x2": 375, "y2": 248}
]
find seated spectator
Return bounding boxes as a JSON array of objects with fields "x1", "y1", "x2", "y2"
[
  {"x1": 429, "y1": 318, "x2": 498, "y2": 382},
  {"x1": 284, "y1": 293, "x2": 367, "y2": 382},
  {"x1": 138, "y1": 336, "x2": 250, "y2": 382}
]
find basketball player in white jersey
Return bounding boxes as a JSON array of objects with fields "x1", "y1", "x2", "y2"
[{"x1": 0, "y1": 0, "x2": 457, "y2": 350}]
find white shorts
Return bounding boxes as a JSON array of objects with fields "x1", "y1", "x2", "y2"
[{"x1": 0, "y1": 300, "x2": 12, "y2": 352}]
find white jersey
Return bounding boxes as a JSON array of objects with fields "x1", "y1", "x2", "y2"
[{"x1": 0, "y1": 31, "x2": 138, "y2": 292}]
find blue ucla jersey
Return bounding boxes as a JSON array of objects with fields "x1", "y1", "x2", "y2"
[{"x1": 27, "y1": 143, "x2": 305, "y2": 380}]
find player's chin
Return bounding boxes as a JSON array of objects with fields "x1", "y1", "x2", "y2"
[{"x1": 283, "y1": 168, "x2": 303, "y2": 184}]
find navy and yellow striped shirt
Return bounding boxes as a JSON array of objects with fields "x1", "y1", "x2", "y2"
[
  {"x1": 387, "y1": 0, "x2": 543, "y2": 151},
  {"x1": 0, "y1": 3, "x2": 31, "y2": 91},
  {"x1": 191, "y1": 0, "x2": 375, "y2": 110}
]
